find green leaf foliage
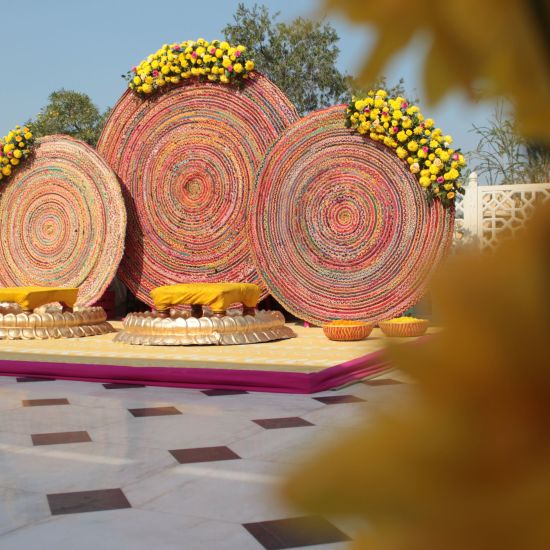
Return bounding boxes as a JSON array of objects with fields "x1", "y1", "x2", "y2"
[
  {"x1": 223, "y1": 4, "x2": 414, "y2": 116},
  {"x1": 470, "y1": 100, "x2": 550, "y2": 184},
  {"x1": 223, "y1": 3, "x2": 348, "y2": 115},
  {"x1": 28, "y1": 90, "x2": 110, "y2": 147}
]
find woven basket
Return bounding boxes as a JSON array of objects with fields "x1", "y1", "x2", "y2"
[
  {"x1": 323, "y1": 323, "x2": 373, "y2": 341},
  {"x1": 378, "y1": 319, "x2": 429, "y2": 337}
]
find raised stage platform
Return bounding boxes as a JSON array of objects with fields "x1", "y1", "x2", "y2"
[{"x1": 0, "y1": 323, "x2": 431, "y2": 393}]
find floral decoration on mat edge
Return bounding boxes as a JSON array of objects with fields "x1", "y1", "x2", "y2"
[
  {"x1": 0, "y1": 125, "x2": 35, "y2": 182},
  {"x1": 346, "y1": 89, "x2": 466, "y2": 208},
  {"x1": 124, "y1": 39, "x2": 255, "y2": 95}
]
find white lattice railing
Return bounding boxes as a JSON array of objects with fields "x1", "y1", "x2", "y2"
[{"x1": 455, "y1": 172, "x2": 550, "y2": 248}]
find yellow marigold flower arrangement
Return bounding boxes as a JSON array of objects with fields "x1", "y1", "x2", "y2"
[
  {"x1": 325, "y1": 319, "x2": 370, "y2": 326},
  {"x1": 346, "y1": 90, "x2": 466, "y2": 208},
  {"x1": 383, "y1": 316, "x2": 426, "y2": 324},
  {"x1": 0, "y1": 125, "x2": 35, "y2": 183},
  {"x1": 124, "y1": 39, "x2": 256, "y2": 96}
]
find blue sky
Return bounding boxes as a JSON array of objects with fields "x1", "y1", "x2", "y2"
[{"x1": 1, "y1": 0, "x2": 494, "y2": 154}]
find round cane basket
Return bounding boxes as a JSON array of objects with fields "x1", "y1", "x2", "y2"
[
  {"x1": 250, "y1": 106, "x2": 454, "y2": 325},
  {"x1": 323, "y1": 322, "x2": 373, "y2": 341},
  {"x1": 378, "y1": 319, "x2": 429, "y2": 337},
  {"x1": 0, "y1": 136, "x2": 126, "y2": 306},
  {"x1": 97, "y1": 73, "x2": 298, "y2": 307}
]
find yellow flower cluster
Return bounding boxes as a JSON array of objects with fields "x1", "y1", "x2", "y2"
[
  {"x1": 383, "y1": 316, "x2": 426, "y2": 324},
  {"x1": 126, "y1": 39, "x2": 256, "y2": 95},
  {"x1": 0, "y1": 125, "x2": 35, "y2": 182},
  {"x1": 325, "y1": 320, "x2": 371, "y2": 326},
  {"x1": 346, "y1": 90, "x2": 466, "y2": 208}
]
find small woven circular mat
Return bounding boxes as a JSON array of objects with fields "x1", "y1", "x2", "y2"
[
  {"x1": 97, "y1": 73, "x2": 298, "y2": 306},
  {"x1": 250, "y1": 106, "x2": 454, "y2": 325},
  {"x1": 0, "y1": 135, "x2": 126, "y2": 306}
]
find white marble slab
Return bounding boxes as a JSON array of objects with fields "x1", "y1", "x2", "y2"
[{"x1": 0, "y1": 370, "x2": 408, "y2": 548}]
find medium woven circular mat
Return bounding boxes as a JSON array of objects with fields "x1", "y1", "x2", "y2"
[
  {"x1": 0, "y1": 135, "x2": 126, "y2": 306},
  {"x1": 97, "y1": 73, "x2": 298, "y2": 306},
  {"x1": 250, "y1": 106, "x2": 454, "y2": 325}
]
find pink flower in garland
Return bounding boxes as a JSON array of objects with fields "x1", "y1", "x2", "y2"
[
  {"x1": 227, "y1": 65, "x2": 233, "y2": 72},
  {"x1": 191, "y1": 51, "x2": 197, "y2": 58},
  {"x1": 437, "y1": 176, "x2": 445, "y2": 184}
]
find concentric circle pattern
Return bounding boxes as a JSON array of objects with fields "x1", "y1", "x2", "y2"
[
  {"x1": 97, "y1": 73, "x2": 299, "y2": 306},
  {"x1": 0, "y1": 136, "x2": 127, "y2": 306},
  {"x1": 250, "y1": 106, "x2": 454, "y2": 325}
]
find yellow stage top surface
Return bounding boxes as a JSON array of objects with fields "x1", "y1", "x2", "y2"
[{"x1": 0, "y1": 323, "x2": 436, "y2": 373}]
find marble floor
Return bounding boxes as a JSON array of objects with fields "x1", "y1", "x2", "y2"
[{"x1": 0, "y1": 373, "x2": 410, "y2": 549}]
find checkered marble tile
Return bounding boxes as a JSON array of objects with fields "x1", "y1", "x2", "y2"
[
  {"x1": 0, "y1": 373, "x2": 411, "y2": 548},
  {"x1": 244, "y1": 516, "x2": 350, "y2": 549},
  {"x1": 253, "y1": 417, "x2": 314, "y2": 430},
  {"x1": 22, "y1": 398, "x2": 70, "y2": 407},
  {"x1": 31, "y1": 431, "x2": 92, "y2": 446},
  {"x1": 48, "y1": 488, "x2": 131, "y2": 515}
]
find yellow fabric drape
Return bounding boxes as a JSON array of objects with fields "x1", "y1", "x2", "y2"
[
  {"x1": 151, "y1": 283, "x2": 261, "y2": 313},
  {"x1": 0, "y1": 287, "x2": 79, "y2": 310}
]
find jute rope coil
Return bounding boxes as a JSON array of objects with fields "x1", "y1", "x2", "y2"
[
  {"x1": 250, "y1": 106, "x2": 454, "y2": 325},
  {"x1": 97, "y1": 73, "x2": 298, "y2": 307},
  {"x1": 0, "y1": 135, "x2": 127, "y2": 306}
]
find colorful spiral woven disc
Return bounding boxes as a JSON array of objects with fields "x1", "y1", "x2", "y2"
[
  {"x1": 250, "y1": 106, "x2": 454, "y2": 325},
  {"x1": 97, "y1": 73, "x2": 298, "y2": 306},
  {"x1": 0, "y1": 135, "x2": 127, "y2": 306}
]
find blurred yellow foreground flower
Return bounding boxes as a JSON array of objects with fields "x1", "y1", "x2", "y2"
[
  {"x1": 284, "y1": 204, "x2": 550, "y2": 549},
  {"x1": 324, "y1": 0, "x2": 550, "y2": 141}
]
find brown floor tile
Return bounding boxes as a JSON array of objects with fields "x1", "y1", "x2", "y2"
[
  {"x1": 16, "y1": 377, "x2": 55, "y2": 382},
  {"x1": 103, "y1": 383, "x2": 146, "y2": 389},
  {"x1": 128, "y1": 406, "x2": 182, "y2": 417},
  {"x1": 202, "y1": 389, "x2": 249, "y2": 396},
  {"x1": 169, "y1": 445, "x2": 240, "y2": 464},
  {"x1": 47, "y1": 488, "x2": 131, "y2": 515},
  {"x1": 243, "y1": 515, "x2": 350, "y2": 549},
  {"x1": 31, "y1": 431, "x2": 92, "y2": 446},
  {"x1": 22, "y1": 398, "x2": 69, "y2": 407},
  {"x1": 313, "y1": 395, "x2": 365, "y2": 405},
  {"x1": 253, "y1": 417, "x2": 314, "y2": 429}
]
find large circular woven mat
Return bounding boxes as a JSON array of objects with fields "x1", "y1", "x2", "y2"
[
  {"x1": 0, "y1": 135, "x2": 127, "y2": 306},
  {"x1": 97, "y1": 73, "x2": 298, "y2": 306},
  {"x1": 250, "y1": 106, "x2": 454, "y2": 325}
]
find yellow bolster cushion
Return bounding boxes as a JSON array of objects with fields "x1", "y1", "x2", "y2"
[
  {"x1": 150, "y1": 283, "x2": 261, "y2": 313},
  {"x1": 0, "y1": 286, "x2": 79, "y2": 310}
]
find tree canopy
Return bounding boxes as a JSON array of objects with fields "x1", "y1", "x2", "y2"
[
  {"x1": 223, "y1": 4, "x2": 348, "y2": 115},
  {"x1": 223, "y1": 4, "x2": 414, "y2": 115},
  {"x1": 28, "y1": 90, "x2": 110, "y2": 147}
]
